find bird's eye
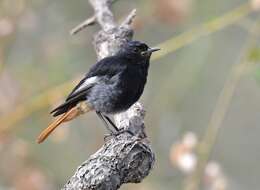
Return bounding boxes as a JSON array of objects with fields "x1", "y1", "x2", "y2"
[
  {"x1": 133, "y1": 47, "x2": 139, "y2": 53},
  {"x1": 134, "y1": 48, "x2": 139, "y2": 53}
]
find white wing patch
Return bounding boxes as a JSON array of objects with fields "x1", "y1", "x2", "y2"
[{"x1": 74, "y1": 76, "x2": 99, "y2": 93}]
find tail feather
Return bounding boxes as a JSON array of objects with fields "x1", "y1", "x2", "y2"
[
  {"x1": 37, "y1": 107, "x2": 80, "y2": 144},
  {"x1": 37, "y1": 101, "x2": 92, "y2": 144}
]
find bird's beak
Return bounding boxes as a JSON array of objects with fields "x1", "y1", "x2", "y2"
[
  {"x1": 141, "y1": 47, "x2": 160, "y2": 56},
  {"x1": 147, "y1": 47, "x2": 160, "y2": 53}
]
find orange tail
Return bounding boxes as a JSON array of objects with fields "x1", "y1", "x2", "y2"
[{"x1": 37, "y1": 107, "x2": 80, "y2": 144}]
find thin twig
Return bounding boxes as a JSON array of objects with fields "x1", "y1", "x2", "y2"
[
  {"x1": 152, "y1": 3, "x2": 251, "y2": 61},
  {"x1": 0, "y1": 79, "x2": 77, "y2": 134},
  {"x1": 120, "y1": 9, "x2": 137, "y2": 26},
  {"x1": 70, "y1": 0, "x2": 120, "y2": 35},
  {"x1": 70, "y1": 15, "x2": 96, "y2": 35}
]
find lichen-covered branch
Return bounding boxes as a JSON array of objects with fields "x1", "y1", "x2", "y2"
[{"x1": 62, "y1": 1, "x2": 155, "y2": 190}]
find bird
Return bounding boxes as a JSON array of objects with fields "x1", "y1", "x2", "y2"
[{"x1": 37, "y1": 40, "x2": 160, "y2": 143}]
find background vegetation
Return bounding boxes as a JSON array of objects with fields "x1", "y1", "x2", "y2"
[{"x1": 0, "y1": 0, "x2": 260, "y2": 189}]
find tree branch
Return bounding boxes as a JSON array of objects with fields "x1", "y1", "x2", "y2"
[
  {"x1": 62, "y1": 1, "x2": 154, "y2": 190},
  {"x1": 70, "y1": 16, "x2": 96, "y2": 35}
]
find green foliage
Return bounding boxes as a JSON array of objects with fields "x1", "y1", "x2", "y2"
[{"x1": 248, "y1": 47, "x2": 260, "y2": 63}]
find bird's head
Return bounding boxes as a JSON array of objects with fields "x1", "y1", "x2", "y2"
[{"x1": 119, "y1": 41, "x2": 160, "y2": 61}]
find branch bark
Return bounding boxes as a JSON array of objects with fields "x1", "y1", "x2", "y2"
[{"x1": 62, "y1": 1, "x2": 155, "y2": 190}]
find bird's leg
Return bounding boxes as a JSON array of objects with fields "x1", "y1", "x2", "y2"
[
  {"x1": 103, "y1": 115, "x2": 134, "y2": 136},
  {"x1": 96, "y1": 112, "x2": 118, "y2": 141},
  {"x1": 96, "y1": 111, "x2": 115, "y2": 134},
  {"x1": 103, "y1": 115, "x2": 119, "y2": 132},
  {"x1": 96, "y1": 112, "x2": 134, "y2": 141}
]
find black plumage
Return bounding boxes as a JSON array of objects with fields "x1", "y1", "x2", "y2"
[
  {"x1": 51, "y1": 41, "x2": 159, "y2": 117},
  {"x1": 37, "y1": 40, "x2": 160, "y2": 143}
]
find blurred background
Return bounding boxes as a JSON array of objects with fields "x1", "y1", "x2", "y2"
[{"x1": 0, "y1": 0, "x2": 260, "y2": 189}]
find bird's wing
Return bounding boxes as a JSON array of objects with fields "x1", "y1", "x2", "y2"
[
  {"x1": 65, "y1": 55, "x2": 125, "y2": 102},
  {"x1": 51, "y1": 56, "x2": 126, "y2": 117},
  {"x1": 66, "y1": 76, "x2": 99, "y2": 101},
  {"x1": 50, "y1": 76, "x2": 98, "y2": 116},
  {"x1": 86, "y1": 55, "x2": 126, "y2": 78}
]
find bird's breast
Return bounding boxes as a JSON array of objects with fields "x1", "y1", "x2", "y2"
[{"x1": 112, "y1": 67, "x2": 147, "y2": 111}]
